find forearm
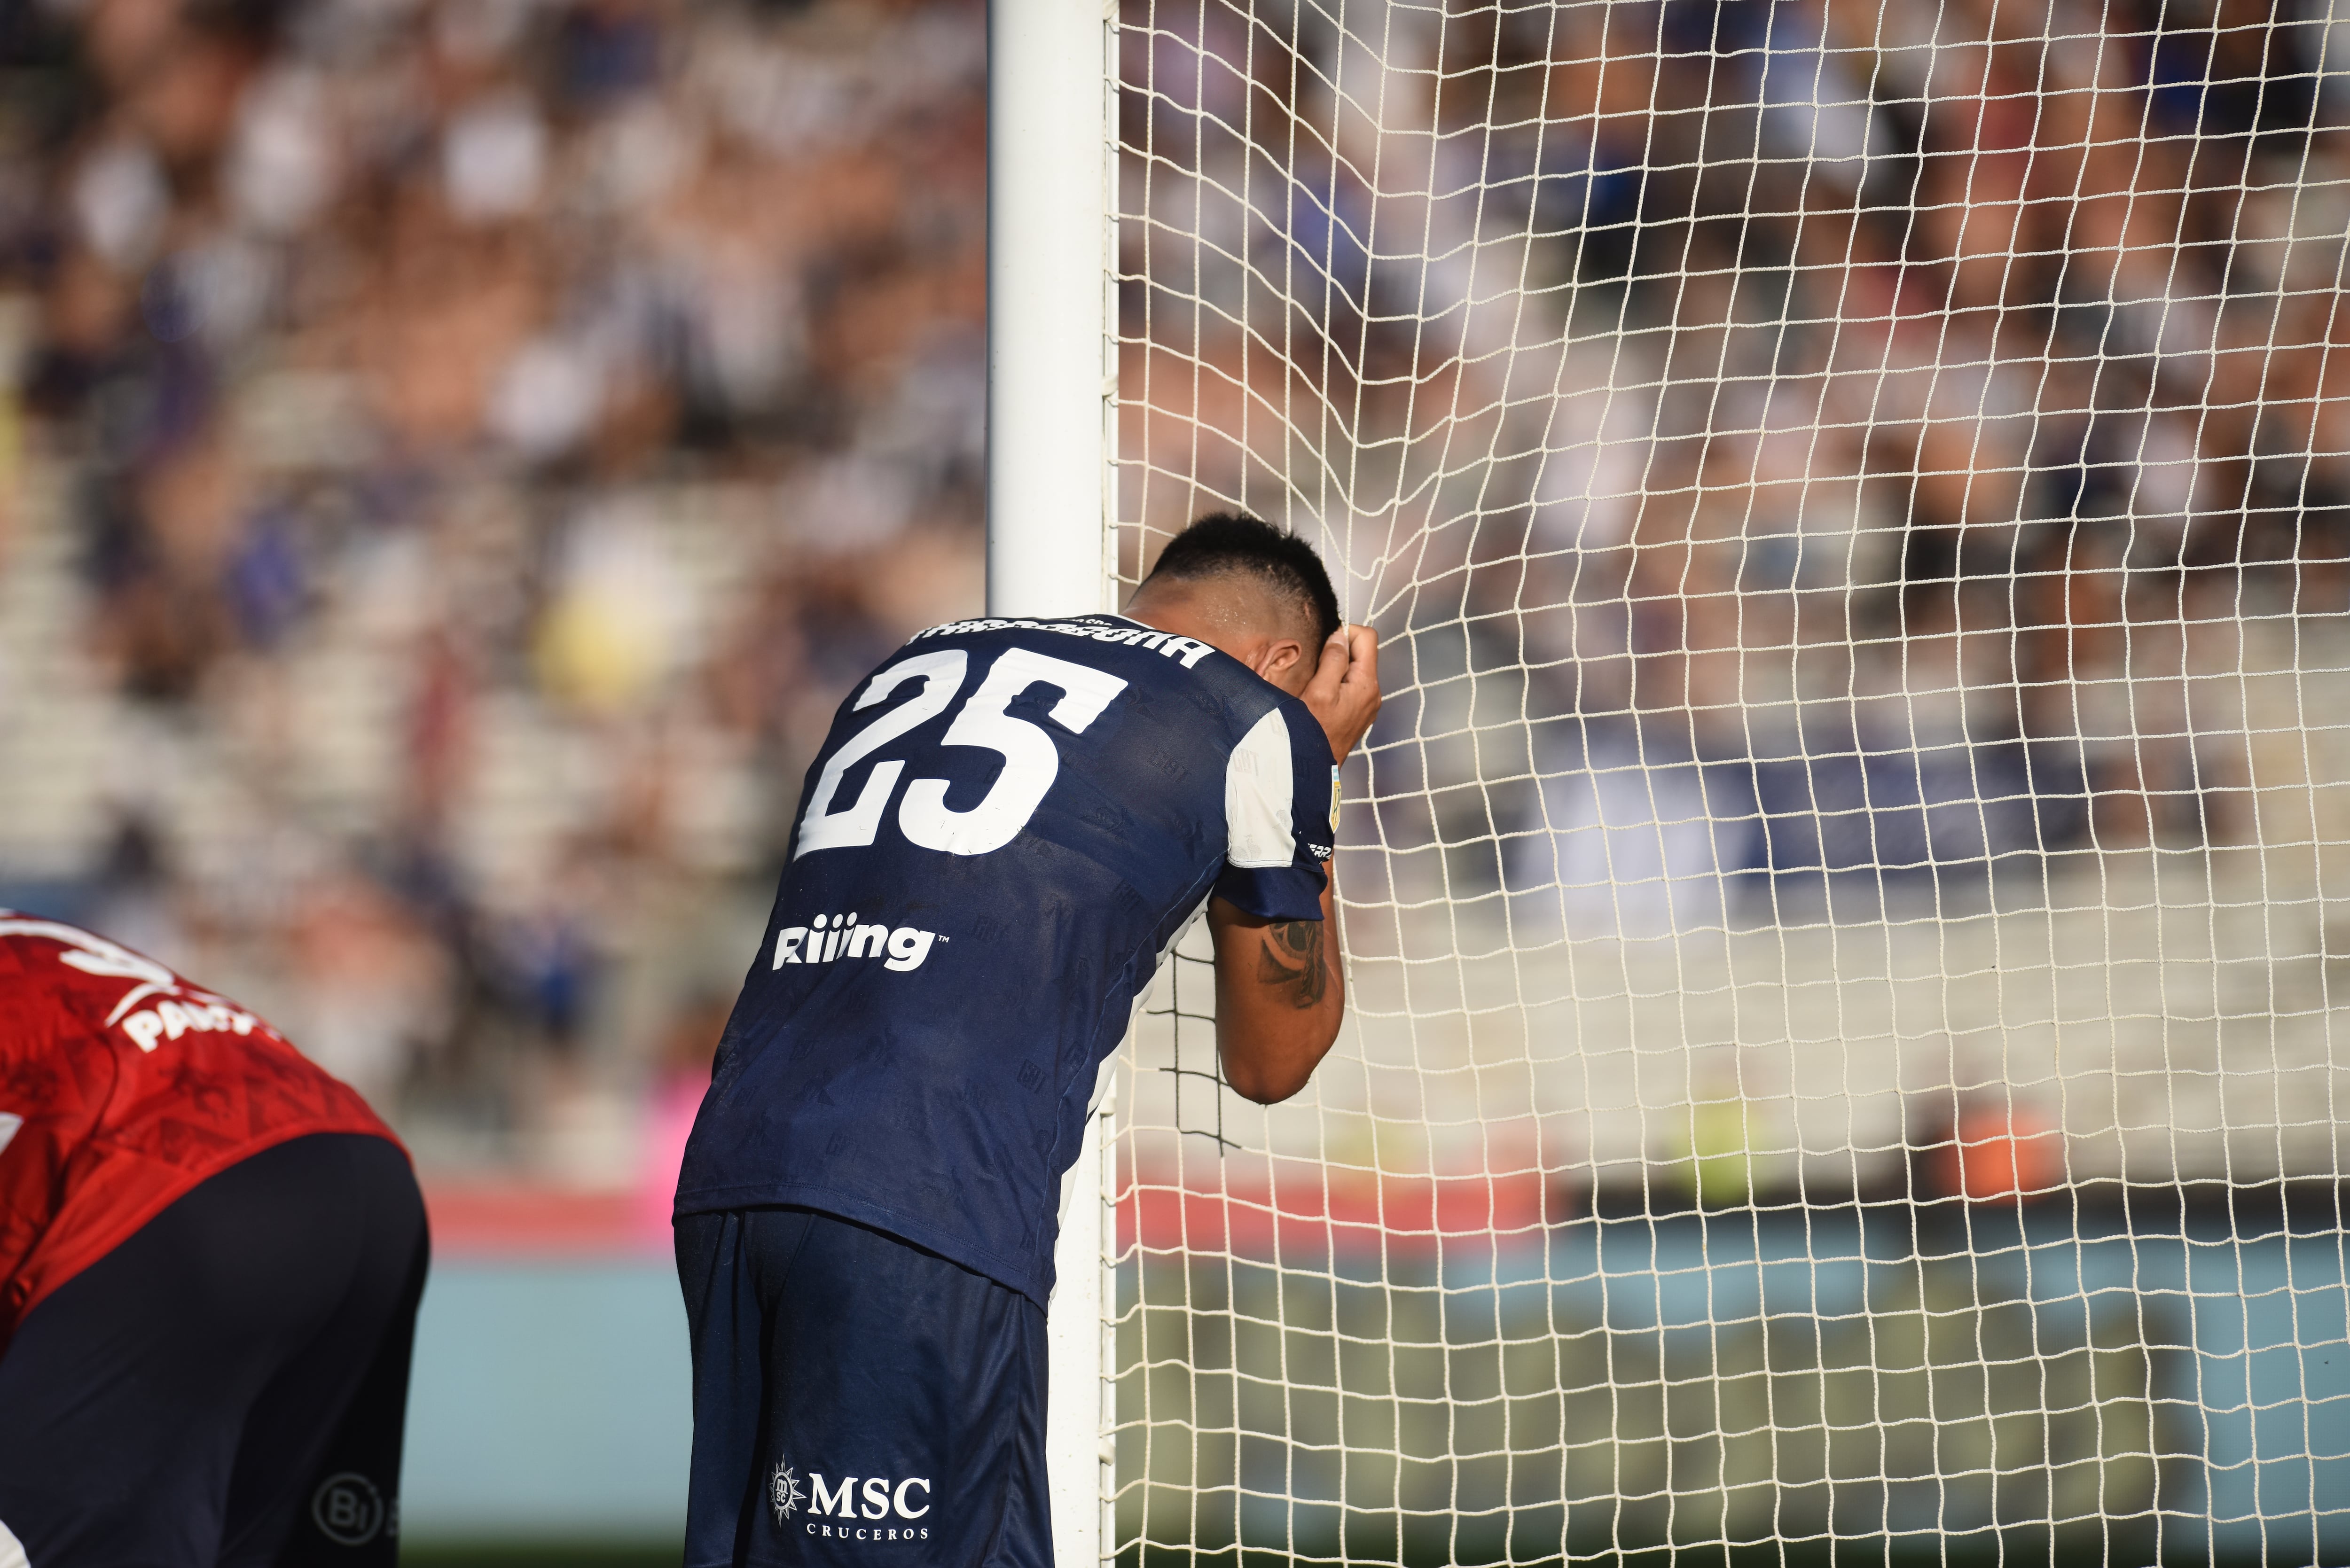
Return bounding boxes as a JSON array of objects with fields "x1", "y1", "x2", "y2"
[
  {"x1": 1209, "y1": 618, "x2": 1374, "y2": 1104},
  {"x1": 1208, "y1": 877, "x2": 1344, "y2": 1104}
]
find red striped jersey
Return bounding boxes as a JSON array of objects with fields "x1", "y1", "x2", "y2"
[{"x1": 0, "y1": 915, "x2": 398, "y2": 1345}]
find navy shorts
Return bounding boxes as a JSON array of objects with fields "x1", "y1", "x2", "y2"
[
  {"x1": 0, "y1": 1133, "x2": 427, "y2": 1568},
  {"x1": 675, "y1": 1207, "x2": 1050, "y2": 1568}
]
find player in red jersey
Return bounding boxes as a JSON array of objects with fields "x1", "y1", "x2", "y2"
[{"x1": 0, "y1": 915, "x2": 428, "y2": 1568}]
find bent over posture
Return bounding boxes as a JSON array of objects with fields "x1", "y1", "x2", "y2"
[
  {"x1": 675, "y1": 515, "x2": 1380, "y2": 1566},
  {"x1": 0, "y1": 917, "x2": 426, "y2": 1568}
]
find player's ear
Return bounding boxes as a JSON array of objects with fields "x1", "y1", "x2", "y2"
[{"x1": 1252, "y1": 636, "x2": 1311, "y2": 694}]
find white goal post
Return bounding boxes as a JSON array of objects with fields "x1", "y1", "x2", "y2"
[
  {"x1": 986, "y1": 3, "x2": 1117, "y2": 1567},
  {"x1": 1004, "y1": 0, "x2": 2350, "y2": 1564}
]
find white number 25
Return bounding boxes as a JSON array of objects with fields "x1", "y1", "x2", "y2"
[{"x1": 796, "y1": 647, "x2": 1128, "y2": 858}]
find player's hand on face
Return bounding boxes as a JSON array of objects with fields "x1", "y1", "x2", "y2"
[{"x1": 1303, "y1": 624, "x2": 1380, "y2": 763}]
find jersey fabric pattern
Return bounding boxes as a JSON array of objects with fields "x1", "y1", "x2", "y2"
[
  {"x1": 0, "y1": 917, "x2": 399, "y2": 1346},
  {"x1": 678, "y1": 614, "x2": 1335, "y2": 1303}
]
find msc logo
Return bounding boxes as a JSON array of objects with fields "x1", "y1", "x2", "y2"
[
  {"x1": 771, "y1": 1459, "x2": 807, "y2": 1523},
  {"x1": 792, "y1": 1471, "x2": 933, "y2": 1544},
  {"x1": 310, "y1": 1473, "x2": 387, "y2": 1547},
  {"x1": 773, "y1": 914, "x2": 944, "y2": 973}
]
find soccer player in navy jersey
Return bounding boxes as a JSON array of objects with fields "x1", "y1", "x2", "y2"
[{"x1": 674, "y1": 514, "x2": 1380, "y2": 1567}]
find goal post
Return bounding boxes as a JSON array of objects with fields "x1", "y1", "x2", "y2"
[
  {"x1": 985, "y1": 2, "x2": 1117, "y2": 1566},
  {"x1": 986, "y1": 0, "x2": 1116, "y2": 626}
]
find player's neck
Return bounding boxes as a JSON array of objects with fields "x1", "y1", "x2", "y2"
[
  {"x1": 1122, "y1": 590, "x2": 1251, "y2": 665},
  {"x1": 1122, "y1": 587, "x2": 1308, "y2": 694}
]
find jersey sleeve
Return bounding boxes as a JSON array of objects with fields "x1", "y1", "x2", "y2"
[{"x1": 1213, "y1": 703, "x2": 1336, "y2": 920}]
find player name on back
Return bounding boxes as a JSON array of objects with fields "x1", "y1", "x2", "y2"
[{"x1": 911, "y1": 616, "x2": 1214, "y2": 667}]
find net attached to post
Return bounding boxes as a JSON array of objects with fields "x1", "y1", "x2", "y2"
[{"x1": 1104, "y1": 1, "x2": 2350, "y2": 1561}]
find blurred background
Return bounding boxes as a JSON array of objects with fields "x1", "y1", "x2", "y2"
[
  {"x1": 6, "y1": 0, "x2": 2350, "y2": 1557},
  {"x1": 0, "y1": 0, "x2": 983, "y2": 1555},
  {"x1": 1112, "y1": 0, "x2": 2350, "y2": 1560},
  {"x1": 1114, "y1": 0, "x2": 2350, "y2": 1206},
  {"x1": 0, "y1": 0, "x2": 985, "y2": 1186}
]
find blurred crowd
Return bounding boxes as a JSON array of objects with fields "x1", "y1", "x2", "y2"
[
  {"x1": 0, "y1": 0, "x2": 984, "y2": 1171},
  {"x1": 4, "y1": 0, "x2": 2346, "y2": 1170},
  {"x1": 1119, "y1": 0, "x2": 2350, "y2": 934}
]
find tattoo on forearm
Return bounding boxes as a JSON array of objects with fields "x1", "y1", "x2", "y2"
[{"x1": 1255, "y1": 920, "x2": 1330, "y2": 1008}]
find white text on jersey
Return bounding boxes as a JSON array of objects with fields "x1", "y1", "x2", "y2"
[
  {"x1": 774, "y1": 914, "x2": 944, "y2": 972},
  {"x1": 0, "y1": 914, "x2": 260, "y2": 1053},
  {"x1": 910, "y1": 616, "x2": 1215, "y2": 668},
  {"x1": 122, "y1": 999, "x2": 261, "y2": 1053}
]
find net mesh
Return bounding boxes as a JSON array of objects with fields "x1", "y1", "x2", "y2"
[{"x1": 1103, "y1": 0, "x2": 2350, "y2": 1559}]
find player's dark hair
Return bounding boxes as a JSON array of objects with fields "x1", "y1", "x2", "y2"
[{"x1": 1142, "y1": 514, "x2": 1341, "y2": 645}]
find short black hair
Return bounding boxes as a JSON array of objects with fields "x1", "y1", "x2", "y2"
[{"x1": 1140, "y1": 513, "x2": 1341, "y2": 645}]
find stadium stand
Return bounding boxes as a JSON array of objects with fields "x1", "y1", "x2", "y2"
[{"x1": 0, "y1": 0, "x2": 985, "y2": 1186}]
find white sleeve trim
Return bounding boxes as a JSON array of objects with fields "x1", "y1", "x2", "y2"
[
  {"x1": 0, "y1": 1516, "x2": 30, "y2": 1568},
  {"x1": 1225, "y1": 709, "x2": 1298, "y2": 868}
]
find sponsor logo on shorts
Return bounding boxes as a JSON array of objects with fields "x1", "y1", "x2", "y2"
[
  {"x1": 311, "y1": 1473, "x2": 387, "y2": 1547},
  {"x1": 771, "y1": 1459, "x2": 807, "y2": 1523},
  {"x1": 783, "y1": 1466, "x2": 932, "y2": 1544}
]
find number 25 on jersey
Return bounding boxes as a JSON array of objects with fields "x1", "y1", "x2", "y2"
[{"x1": 795, "y1": 647, "x2": 1128, "y2": 859}]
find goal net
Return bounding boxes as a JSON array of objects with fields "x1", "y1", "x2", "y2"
[{"x1": 1102, "y1": 0, "x2": 2350, "y2": 1560}]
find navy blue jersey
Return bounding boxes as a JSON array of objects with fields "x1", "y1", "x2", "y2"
[{"x1": 677, "y1": 614, "x2": 1335, "y2": 1303}]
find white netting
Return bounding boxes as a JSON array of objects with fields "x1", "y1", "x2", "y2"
[{"x1": 1105, "y1": 0, "x2": 2350, "y2": 1560}]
